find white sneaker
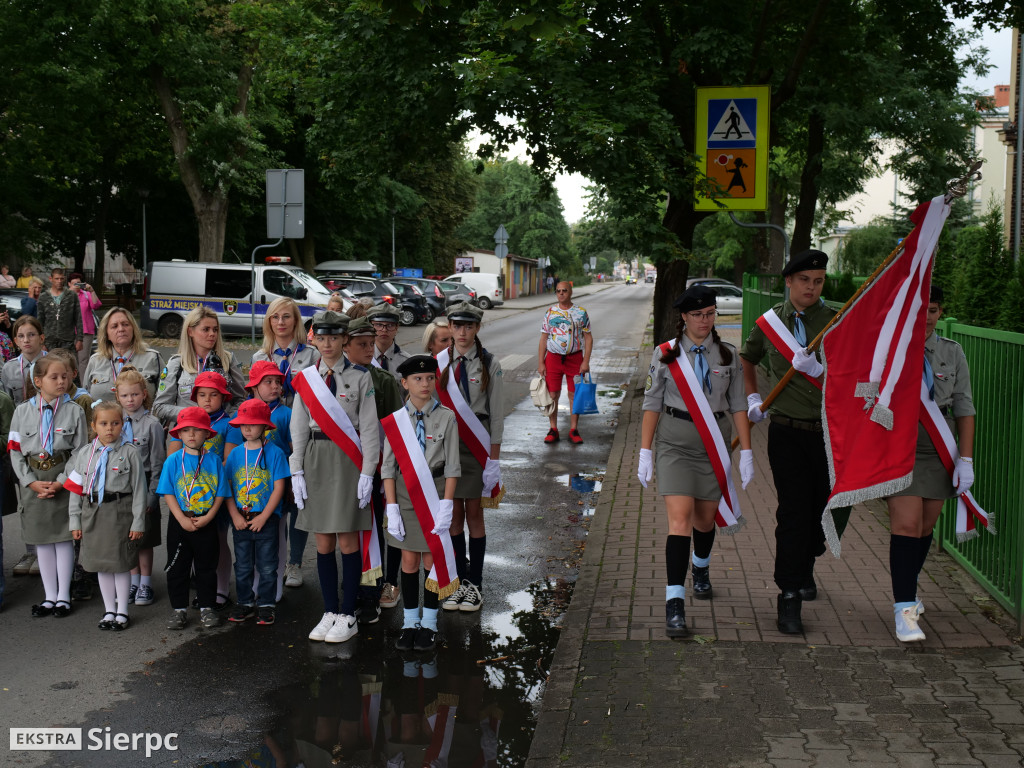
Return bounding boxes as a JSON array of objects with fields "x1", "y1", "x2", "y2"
[
  {"x1": 895, "y1": 606, "x2": 925, "y2": 642},
  {"x1": 309, "y1": 612, "x2": 338, "y2": 642},
  {"x1": 459, "y1": 581, "x2": 483, "y2": 612},
  {"x1": 325, "y1": 613, "x2": 358, "y2": 643},
  {"x1": 442, "y1": 582, "x2": 469, "y2": 611},
  {"x1": 13, "y1": 553, "x2": 35, "y2": 576},
  {"x1": 915, "y1": 597, "x2": 925, "y2": 617},
  {"x1": 284, "y1": 563, "x2": 303, "y2": 588}
]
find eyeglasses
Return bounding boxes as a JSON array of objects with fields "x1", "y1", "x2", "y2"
[
  {"x1": 372, "y1": 322, "x2": 398, "y2": 331},
  {"x1": 556, "y1": 289, "x2": 569, "y2": 293},
  {"x1": 685, "y1": 310, "x2": 718, "y2": 321}
]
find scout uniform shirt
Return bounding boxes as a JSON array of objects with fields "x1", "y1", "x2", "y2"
[
  {"x1": 156, "y1": 448, "x2": 230, "y2": 516},
  {"x1": 83, "y1": 349, "x2": 163, "y2": 404},
  {"x1": 739, "y1": 299, "x2": 837, "y2": 420},
  {"x1": 376, "y1": 341, "x2": 410, "y2": 382},
  {"x1": 918, "y1": 333, "x2": 975, "y2": 452},
  {"x1": 643, "y1": 338, "x2": 746, "y2": 415},
  {"x1": 123, "y1": 407, "x2": 167, "y2": 502},
  {"x1": 381, "y1": 399, "x2": 461, "y2": 506},
  {"x1": 447, "y1": 345, "x2": 504, "y2": 443},
  {"x1": 289, "y1": 357, "x2": 380, "y2": 477},
  {"x1": 63, "y1": 440, "x2": 147, "y2": 533},
  {"x1": 253, "y1": 341, "x2": 320, "y2": 407},
  {"x1": 10, "y1": 395, "x2": 87, "y2": 484},
  {"x1": 1, "y1": 353, "x2": 46, "y2": 405},
  {"x1": 152, "y1": 352, "x2": 247, "y2": 424}
]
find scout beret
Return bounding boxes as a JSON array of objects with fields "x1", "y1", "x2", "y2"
[
  {"x1": 782, "y1": 249, "x2": 828, "y2": 277},
  {"x1": 366, "y1": 303, "x2": 402, "y2": 324},
  {"x1": 397, "y1": 354, "x2": 439, "y2": 378},
  {"x1": 930, "y1": 285, "x2": 944, "y2": 304},
  {"x1": 673, "y1": 285, "x2": 717, "y2": 313},
  {"x1": 312, "y1": 310, "x2": 349, "y2": 335},
  {"x1": 446, "y1": 301, "x2": 484, "y2": 323}
]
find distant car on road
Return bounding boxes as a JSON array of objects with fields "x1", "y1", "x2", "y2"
[
  {"x1": 645, "y1": 274, "x2": 655, "y2": 283},
  {"x1": 625, "y1": 275, "x2": 637, "y2": 285},
  {"x1": 686, "y1": 277, "x2": 737, "y2": 290}
]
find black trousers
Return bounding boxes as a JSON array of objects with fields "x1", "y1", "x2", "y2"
[
  {"x1": 767, "y1": 421, "x2": 831, "y2": 592},
  {"x1": 165, "y1": 515, "x2": 219, "y2": 610}
]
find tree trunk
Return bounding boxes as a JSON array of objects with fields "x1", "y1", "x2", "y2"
[
  {"x1": 92, "y1": 182, "x2": 112, "y2": 288},
  {"x1": 767, "y1": 179, "x2": 788, "y2": 272},
  {"x1": 791, "y1": 110, "x2": 826, "y2": 254},
  {"x1": 652, "y1": 259, "x2": 687, "y2": 345},
  {"x1": 195, "y1": 196, "x2": 230, "y2": 263}
]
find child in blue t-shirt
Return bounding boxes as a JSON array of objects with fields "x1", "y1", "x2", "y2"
[
  {"x1": 223, "y1": 400, "x2": 289, "y2": 626},
  {"x1": 157, "y1": 407, "x2": 231, "y2": 631}
]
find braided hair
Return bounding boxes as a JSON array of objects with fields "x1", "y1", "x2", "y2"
[
  {"x1": 660, "y1": 319, "x2": 732, "y2": 367},
  {"x1": 438, "y1": 331, "x2": 490, "y2": 392}
]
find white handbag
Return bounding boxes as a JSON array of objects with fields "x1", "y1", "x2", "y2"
[{"x1": 530, "y1": 375, "x2": 556, "y2": 415}]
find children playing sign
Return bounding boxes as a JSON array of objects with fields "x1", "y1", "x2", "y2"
[{"x1": 695, "y1": 85, "x2": 770, "y2": 211}]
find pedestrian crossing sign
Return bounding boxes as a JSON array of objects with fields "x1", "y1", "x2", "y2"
[{"x1": 695, "y1": 85, "x2": 770, "y2": 211}]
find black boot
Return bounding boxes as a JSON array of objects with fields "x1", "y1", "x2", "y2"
[
  {"x1": 799, "y1": 564, "x2": 817, "y2": 601},
  {"x1": 665, "y1": 598, "x2": 688, "y2": 637},
  {"x1": 777, "y1": 591, "x2": 803, "y2": 634},
  {"x1": 691, "y1": 564, "x2": 712, "y2": 600}
]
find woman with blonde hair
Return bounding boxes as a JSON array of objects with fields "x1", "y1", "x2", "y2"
[
  {"x1": 422, "y1": 318, "x2": 452, "y2": 356},
  {"x1": 153, "y1": 306, "x2": 246, "y2": 425},
  {"x1": 253, "y1": 297, "x2": 319, "y2": 406},
  {"x1": 83, "y1": 307, "x2": 163, "y2": 403}
]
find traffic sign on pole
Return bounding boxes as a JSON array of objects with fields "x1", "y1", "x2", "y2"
[{"x1": 694, "y1": 86, "x2": 770, "y2": 211}]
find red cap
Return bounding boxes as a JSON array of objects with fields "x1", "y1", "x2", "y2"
[
  {"x1": 245, "y1": 360, "x2": 284, "y2": 390},
  {"x1": 190, "y1": 371, "x2": 231, "y2": 403},
  {"x1": 229, "y1": 399, "x2": 275, "y2": 429},
  {"x1": 170, "y1": 406, "x2": 213, "y2": 438}
]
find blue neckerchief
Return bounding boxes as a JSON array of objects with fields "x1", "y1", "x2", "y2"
[
  {"x1": 121, "y1": 417, "x2": 135, "y2": 446},
  {"x1": 923, "y1": 355, "x2": 935, "y2": 400},
  {"x1": 93, "y1": 444, "x2": 112, "y2": 501},
  {"x1": 35, "y1": 394, "x2": 70, "y2": 454},
  {"x1": 690, "y1": 345, "x2": 712, "y2": 394}
]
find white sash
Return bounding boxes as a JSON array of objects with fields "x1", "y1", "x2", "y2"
[
  {"x1": 755, "y1": 309, "x2": 822, "y2": 390},
  {"x1": 293, "y1": 365, "x2": 363, "y2": 469},
  {"x1": 436, "y1": 348, "x2": 493, "y2": 469}
]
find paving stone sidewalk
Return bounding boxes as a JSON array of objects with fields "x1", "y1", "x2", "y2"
[{"x1": 528, "y1": 323, "x2": 1024, "y2": 767}]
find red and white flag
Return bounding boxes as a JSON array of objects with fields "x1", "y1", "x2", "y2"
[{"x1": 820, "y1": 195, "x2": 949, "y2": 554}]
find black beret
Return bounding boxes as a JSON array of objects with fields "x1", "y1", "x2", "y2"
[
  {"x1": 930, "y1": 285, "x2": 944, "y2": 304},
  {"x1": 397, "y1": 354, "x2": 439, "y2": 378},
  {"x1": 782, "y1": 249, "x2": 828, "y2": 277},
  {"x1": 673, "y1": 285, "x2": 717, "y2": 313}
]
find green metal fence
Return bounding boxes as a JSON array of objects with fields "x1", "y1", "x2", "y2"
[{"x1": 742, "y1": 274, "x2": 1024, "y2": 619}]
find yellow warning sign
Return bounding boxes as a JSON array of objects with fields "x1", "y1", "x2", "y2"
[{"x1": 695, "y1": 86, "x2": 770, "y2": 211}]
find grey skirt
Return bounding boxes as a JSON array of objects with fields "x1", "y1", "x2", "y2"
[
  {"x1": 654, "y1": 411, "x2": 734, "y2": 500},
  {"x1": 20, "y1": 461, "x2": 73, "y2": 545},
  {"x1": 454, "y1": 442, "x2": 485, "y2": 499},
  {"x1": 79, "y1": 496, "x2": 140, "y2": 572},
  {"x1": 384, "y1": 474, "x2": 447, "y2": 553},
  {"x1": 890, "y1": 425, "x2": 955, "y2": 499},
  {"x1": 296, "y1": 439, "x2": 368, "y2": 534}
]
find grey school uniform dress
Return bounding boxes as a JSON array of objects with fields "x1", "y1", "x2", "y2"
[
  {"x1": 446, "y1": 345, "x2": 503, "y2": 499},
  {"x1": 62, "y1": 441, "x2": 146, "y2": 572},
  {"x1": 152, "y1": 351, "x2": 247, "y2": 424},
  {"x1": 290, "y1": 359, "x2": 380, "y2": 533},
  {"x1": 83, "y1": 348, "x2": 163, "y2": 404},
  {"x1": 252, "y1": 341, "x2": 320, "y2": 407},
  {"x1": 891, "y1": 333, "x2": 975, "y2": 500},
  {"x1": 1, "y1": 353, "x2": 46, "y2": 404},
  {"x1": 643, "y1": 337, "x2": 746, "y2": 500},
  {"x1": 381, "y1": 401, "x2": 461, "y2": 552},
  {"x1": 10, "y1": 396, "x2": 87, "y2": 544},
  {"x1": 123, "y1": 408, "x2": 167, "y2": 547}
]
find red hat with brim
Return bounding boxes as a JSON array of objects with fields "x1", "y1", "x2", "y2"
[
  {"x1": 245, "y1": 360, "x2": 284, "y2": 390},
  {"x1": 229, "y1": 398, "x2": 275, "y2": 429},
  {"x1": 170, "y1": 406, "x2": 213, "y2": 438},
  {"x1": 191, "y1": 371, "x2": 231, "y2": 403}
]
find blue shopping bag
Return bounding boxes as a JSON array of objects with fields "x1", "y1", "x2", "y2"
[{"x1": 572, "y1": 373, "x2": 599, "y2": 415}]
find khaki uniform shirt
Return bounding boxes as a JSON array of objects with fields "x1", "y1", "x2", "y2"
[
  {"x1": 926, "y1": 333, "x2": 975, "y2": 418},
  {"x1": 446, "y1": 345, "x2": 504, "y2": 443},
  {"x1": 381, "y1": 400, "x2": 461, "y2": 481},
  {"x1": 83, "y1": 349, "x2": 163, "y2": 404},
  {"x1": 62, "y1": 441, "x2": 146, "y2": 533},
  {"x1": 152, "y1": 352, "x2": 247, "y2": 425},
  {"x1": 375, "y1": 341, "x2": 410, "y2": 383},
  {"x1": 252, "y1": 342, "x2": 320, "y2": 407},
  {"x1": 10, "y1": 396, "x2": 87, "y2": 486},
  {"x1": 643, "y1": 338, "x2": 745, "y2": 414},
  {"x1": 1, "y1": 353, "x2": 46, "y2": 405},
  {"x1": 124, "y1": 408, "x2": 167, "y2": 499}
]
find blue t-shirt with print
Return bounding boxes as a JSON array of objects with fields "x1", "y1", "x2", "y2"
[
  {"x1": 157, "y1": 449, "x2": 230, "y2": 516},
  {"x1": 224, "y1": 400, "x2": 292, "y2": 457},
  {"x1": 169, "y1": 410, "x2": 231, "y2": 459},
  {"x1": 222, "y1": 440, "x2": 290, "y2": 517}
]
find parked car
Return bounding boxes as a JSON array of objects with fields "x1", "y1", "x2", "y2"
[
  {"x1": 391, "y1": 277, "x2": 475, "y2": 317},
  {"x1": 324, "y1": 276, "x2": 416, "y2": 321},
  {"x1": 388, "y1": 281, "x2": 433, "y2": 325},
  {"x1": 708, "y1": 283, "x2": 743, "y2": 314},
  {"x1": 686, "y1": 277, "x2": 737, "y2": 289},
  {"x1": 442, "y1": 272, "x2": 504, "y2": 309},
  {"x1": 437, "y1": 280, "x2": 477, "y2": 306}
]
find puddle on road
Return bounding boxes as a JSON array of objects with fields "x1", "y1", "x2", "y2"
[{"x1": 201, "y1": 578, "x2": 573, "y2": 768}]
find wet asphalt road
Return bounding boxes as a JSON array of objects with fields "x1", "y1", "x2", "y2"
[{"x1": 0, "y1": 283, "x2": 654, "y2": 767}]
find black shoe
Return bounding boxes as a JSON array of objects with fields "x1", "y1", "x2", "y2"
[
  {"x1": 413, "y1": 626, "x2": 437, "y2": 652},
  {"x1": 32, "y1": 601, "x2": 55, "y2": 618},
  {"x1": 691, "y1": 565, "x2": 712, "y2": 600},
  {"x1": 71, "y1": 579, "x2": 94, "y2": 601},
  {"x1": 356, "y1": 605, "x2": 381, "y2": 625},
  {"x1": 798, "y1": 580, "x2": 818, "y2": 602},
  {"x1": 665, "y1": 598, "x2": 688, "y2": 637},
  {"x1": 53, "y1": 601, "x2": 72, "y2": 618},
  {"x1": 396, "y1": 627, "x2": 417, "y2": 651},
  {"x1": 777, "y1": 591, "x2": 803, "y2": 634}
]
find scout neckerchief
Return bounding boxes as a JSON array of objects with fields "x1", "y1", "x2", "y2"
[
  {"x1": 37, "y1": 393, "x2": 65, "y2": 455},
  {"x1": 63, "y1": 438, "x2": 115, "y2": 500},
  {"x1": 121, "y1": 416, "x2": 134, "y2": 446},
  {"x1": 239, "y1": 439, "x2": 266, "y2": 510},
  {"x1": 380, "y1": 405, "x2": 460, "y2": 598},
  {"x1": 436, "y1": 347, "x2": 502, "y2": 500},
  {"x1": 110, "y1": 348, "x2": 134, "y2": 381},
  {"x1": 292, "y1": 363, "x2": 363, "y2": 468},
  {"x1": 917, "y1": 376, "x2": 992, "y2": 541},
  {"x1": 274, "y1": 341, "x2": 303, "y2": 395},
  {"x1": 181, "y1": 447, "x2": 208, "y2": 513},
  {"x1": 755, "y1": 307, "x2": 824, "y2": 390},
  {"x1": 659, "y1": 339, "x2": 743, "y2": 532}
]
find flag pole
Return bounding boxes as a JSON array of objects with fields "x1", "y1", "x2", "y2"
[{"x1": 731, "y1": 160, "x2": 982, "y2": 449}]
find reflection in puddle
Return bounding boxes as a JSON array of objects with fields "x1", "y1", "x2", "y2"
[{"x1": 205, "y1": 579, "x2": 573, "y2": 768}]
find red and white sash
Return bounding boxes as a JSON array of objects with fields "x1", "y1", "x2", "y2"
[
  {"x1": 918, "y1": 379, "x2": 992, "y2": 541},
  {"x1": 381, "y1": 407, "x2": 460, "y2": 598},
  {"x1": 660, "y1": 340, "x2": 743, "y2": 531},
  {"x1": 424, "y1": 694, "x2": 459, "y2": 767},
  {"x1": 436, "y1": 348, "x2": 501, "y2": 499},
  {"x1": 756, "y1": 309, "x2": 823, "y2": 390}
]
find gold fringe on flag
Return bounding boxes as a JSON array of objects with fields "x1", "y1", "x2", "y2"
[{"x1": 360, "y1": 565, "x2": 382, "y2": 586}]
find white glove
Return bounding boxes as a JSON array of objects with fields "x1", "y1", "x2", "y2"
[
  {"x1": 432, "y1": 499, "x2": 453, "y2": 535},
  {"x1": 357, "y1": 473, "x2": 374, "y2": 508},
  {"x1": 746, "y1": 394, "x2": 766, "y2": 424},
  {"x1": 291, "y1": 472, "x2": 308, "y2": 510},
  {"x1": 740, "y1": 449, "x2": 754, "y2": 489},
  {"x1": 952, "y1": 458, "x2": 975, "y2": 495},
  {"x1": 386, "y1": 503, "x2": 405, "y2": 541},
  {"x1": 482, "y1": 458, "x2": 501, "y2": 495},
  {"x1": 792, "y1": 347, "x2": 824, "y2": 378},
  {"x1": 637, "y1": 448, "x2": 653, "y2": 488}
]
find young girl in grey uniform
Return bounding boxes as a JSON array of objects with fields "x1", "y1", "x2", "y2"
[
  {"x1": 886, "y1": 285, "x2": 976, "y2": 643},
  {"x1": 382, "y1": 355, "x2": 460, "y2": 652},
  {"x1": 153, "y1": 306, "x2": 246, "y2": 426},
  {"x1": 252, "y1": 297, "x2": 320, "y2": 407},
  {"x1": 9, "y1": 356, "x2": 87, "y2": 617},
  {"x1": 291, "y1": 311, "x2": 380, "y2": 644},
  {"x1": 437, "y1": 302, "x2": 503, "y2": 613},
  {"x1": 83, "y1": 308, "x2": 163, "y2": 404},
  {"x1": 116, "y1": 367, "x2": 167, "y2": 607},
  {"x1": 2, "y1": 316, "x2": 47, "y2": 404},
  {"x1": 637, "y1": 286, "x2": 753, "y2": 637},
  {"x1": 63, "y1": 401, "x2": 147, "y2": 629}
]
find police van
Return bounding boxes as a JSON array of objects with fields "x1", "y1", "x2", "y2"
[{"x1": 141, "y1": 260, "x2": 338, "y2": 338}]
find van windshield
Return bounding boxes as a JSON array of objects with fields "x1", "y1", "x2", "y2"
[{"x1": 290, "y1": 269, "x2": 329, "y2": 296}]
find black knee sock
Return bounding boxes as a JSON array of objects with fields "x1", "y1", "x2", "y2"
[
  {"x1": 468, "y1": 536, "x2": 486, "y2": 587},
  {"x1": 340, "y1": 552, "x2": 361, "y2": 616},
  {"x1": 890, "y1": 534, "x2": 920, "y2": 603},
  {"x1": 692, "y1": 526, "x2": 716, "y2": 562},
  {"x1": 402, "y1": 570, "x2": 420, "y2": 610},
  {"x1": 917, "y1": 532, "x2": 933, "y2": 579},
  {"x1": 666, "y1": 535, "x2": 691, "y2": 587},
  {"x1": 452, "y1": 531, "x2": 467, "y2": 581},
  {"x1": 317, "y1": 552, "x2": 339, "y2": 613},
  {"x1": 386, "y1": 545, "x2": 402, "y2": 585},
  {"x1": 423, "y1": 569, "x2": 439, "y2": 610}
]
